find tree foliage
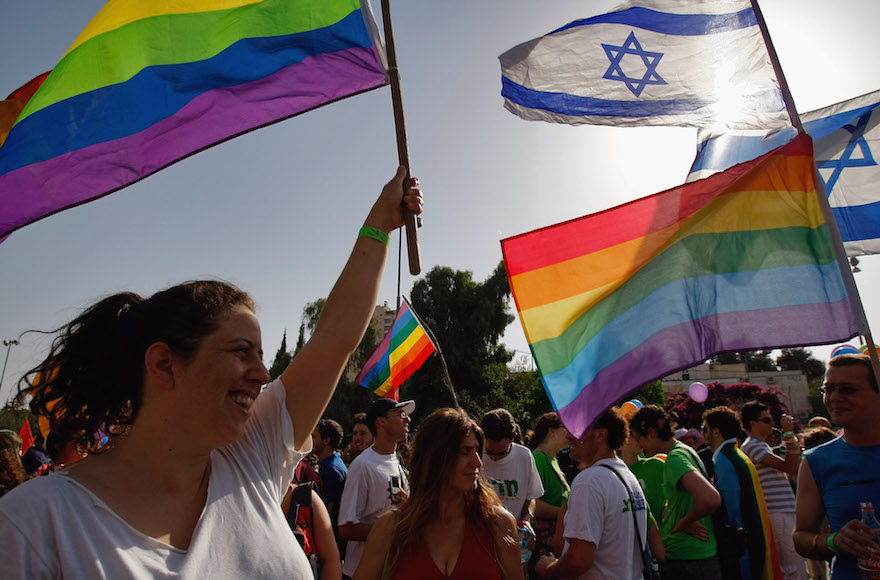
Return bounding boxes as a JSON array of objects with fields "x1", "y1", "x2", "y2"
[
  {"x1": 776, "y1": 348, "x2": 826, "y2": 383},
  {"x1": 456, "y1": 362, "x2": 552, "y2": 430},
  {"x1": 268, "y1": 330, "x2": 293, "y2": 381},
  {"x1": 711, "y1": 350, "x2": 776, "y2": 371},
  {"x1": 406, "y1": 262, "x2": 515, "y2": 415},
  {"x1": 624, "y1": 380, "x2": 668, "y2": 407}
]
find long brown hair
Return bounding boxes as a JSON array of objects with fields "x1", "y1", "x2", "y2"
[{"x1": 387, "y1": 407, "x2": 504, "y2": 574}]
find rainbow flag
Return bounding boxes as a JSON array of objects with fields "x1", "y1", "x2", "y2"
[
  {"x1": 715, "y1": 442, "x2": 783, "y2": 579},
  {"x1": 0, "y1": 0, "x2": 387, "y2": 239},
  {"x1": 0, "y1": 71, "x2": 50, "y2": 148},
  {"x1": 356, "y1": 298, "x2": 436, "y2": 401},
  {"x1": 502, "y1": 134, "x2": 859, "y2": 438}
]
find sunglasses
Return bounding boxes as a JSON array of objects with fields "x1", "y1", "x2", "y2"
[
  {"x1": 818, "y1": 385, "x2": 864, "y2": 396},
  {"x1": 758, "y1": 417, "x2": 773, "y2": 424}
]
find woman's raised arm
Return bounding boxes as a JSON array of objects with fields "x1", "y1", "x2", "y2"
[{"x1": 281, "y1": 167, "x2": 422, "y2": 450}]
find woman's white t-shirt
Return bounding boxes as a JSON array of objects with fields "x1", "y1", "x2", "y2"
[{"x1": 0, "y1": 378, "x2": 312, "y2": 579}]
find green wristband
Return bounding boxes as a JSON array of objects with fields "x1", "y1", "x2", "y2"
[
  {"x1": 827, "y1": 532, "x2": 840, "y2": 553},
  {"x1": 359, "y1": 226, "x2": 390, "y2": 246}
]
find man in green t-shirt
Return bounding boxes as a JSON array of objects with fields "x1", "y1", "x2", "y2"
[{"x1": 631, "y1": 405, "x2": 722, "y2": 580}]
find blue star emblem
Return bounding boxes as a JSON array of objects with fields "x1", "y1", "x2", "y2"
[
  {"x1": 817, "y1": 112, "x2": 877, "y2": 193},
  {"x1": 602, "y1": 31, "x2": 667, "y2": 97}
]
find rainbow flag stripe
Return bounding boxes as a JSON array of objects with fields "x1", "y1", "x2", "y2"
[
  {"x1": 0, "y1": 0, "x2": 387, "y2": 238},
  {"x1": 502, "y1": 134, "x2": 858, "y2": 438},
  {"x1": 357, "y1": 299, "x2": 436, "y2": 400}
]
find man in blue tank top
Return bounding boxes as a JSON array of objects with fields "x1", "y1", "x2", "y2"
[{"x1": 794, "y1": 353, "x2": 880, "y2": 579}]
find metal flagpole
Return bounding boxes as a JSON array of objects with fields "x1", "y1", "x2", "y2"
[
  {"x1": 380, "y1": 0, "x2": 421, "y2": 276},
  {"x1": 751, "y1": 0, "x2": 880, "y2": 381}
]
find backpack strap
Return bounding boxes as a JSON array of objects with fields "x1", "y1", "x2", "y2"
[{"x1": 599, "y1": 463, "x2": 652, "y2": 580}]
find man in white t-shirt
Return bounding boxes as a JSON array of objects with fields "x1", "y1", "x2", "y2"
[
  {"x1": 337, "y1": 398, "x2": 414, "y2": 579},
  {"x1": 537, "y1": 408, "x2": 662, "y2": 580},
  {"x1": 480, "y1": 409, "x2": 544, "y2": 523},
  {"x1": 740, "y1": 401, "x2": 806, "y2": 580}
]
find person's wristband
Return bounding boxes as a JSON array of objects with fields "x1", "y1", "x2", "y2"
[
  {"x1": 828, "y1": 532, "x2": 840, "y2": 553},
  {"x1": 358, "y1": 226, "x2": 389, "y2": 246},
  {"x1": 812, "y1": 534, "x2": 822, "y2": 554}
]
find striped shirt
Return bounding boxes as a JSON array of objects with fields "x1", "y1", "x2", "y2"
[{"x1": 741, "y1": 437, "x2": 796, "y2": 513}]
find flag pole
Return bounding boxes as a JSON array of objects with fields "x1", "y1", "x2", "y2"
[
  {"x1": 752, "y1": 0, "x2": 880, "y2": 382},
  {"x1": 749, "y1": 0, "x2": 803, "y2": 133},
  {"x1": 404, "y1": 297, "x2": 458, "y2": 408},
  {"x1": 380, "y1": 0, "x2": 421, "y2": 275}
]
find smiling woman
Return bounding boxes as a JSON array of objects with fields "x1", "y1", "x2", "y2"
[{"x1": 0, "y1": 166, "x2": 423, "y2": 578}]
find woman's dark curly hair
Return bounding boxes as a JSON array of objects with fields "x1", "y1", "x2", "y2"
[
  {"x1": 630, "y1": 405, "x2": 676, "y2": 440},
  {"x1": 0, "y1": 437, "x2": 27, "y2": 492},
  {"x1": 18, "y1": 281, "x2": 254, "y2": 454}
]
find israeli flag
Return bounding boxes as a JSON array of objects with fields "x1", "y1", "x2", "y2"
[
  {"x1": 499, "y1": 0, "x2": 790, "y2": 130},
  {"x1": 688, "y1": 89, "x2": 880, "y2": 256}
]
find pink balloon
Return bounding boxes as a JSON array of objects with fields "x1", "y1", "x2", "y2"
[{"x1": 689, "y1": 382, "x2": 708, "y2": 403}]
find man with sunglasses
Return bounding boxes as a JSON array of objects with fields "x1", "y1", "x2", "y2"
[
  {"x1": 480, "y1": 408, "x2": 544, "y2": 573},
  {"x1": 795, "y1": 354, "x2": 880, "y2": 580},
  {"x1": 741, "y1": 401, "x2": 805, "y2": 580}
]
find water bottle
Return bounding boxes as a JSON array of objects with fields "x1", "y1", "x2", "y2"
[
  {"x1": 517, "y1": 521, "x2": 534, "y2": 563},
  {"x1": 858, "y1": 501, "x2": 880, "y2": 579}
]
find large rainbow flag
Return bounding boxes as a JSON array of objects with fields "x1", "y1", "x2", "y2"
[
  {"x1": 356, "y1": 298, "x2": 436, "y2": 401},
  {"x1": 0, "y1": 0, "x2": 387, "y2": 239},
  {"x1": 502, "y1": 134, "x2": 859, "y2": 438}
]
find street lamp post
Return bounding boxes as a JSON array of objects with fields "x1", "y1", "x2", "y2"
[{"x1": 0, "y1": 339, "x2": 21, "y2": 398}]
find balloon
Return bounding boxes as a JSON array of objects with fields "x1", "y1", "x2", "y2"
[
  {"x1": 689, "y1": 382, "x2": 708, "y2": 403},
  {"x1": 857, "y1": 344, "x2": 880, "y2": 357},
  {"x1": 620, "y1": 401, "x2": 639, "y2": 420},
  {"x1": 831, "y1": 344, "x2": 860, "y2": 357}
]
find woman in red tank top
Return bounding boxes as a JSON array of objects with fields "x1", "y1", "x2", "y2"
[{"x1": 353, "y1": 408, "x2": 523, "y2": 580}]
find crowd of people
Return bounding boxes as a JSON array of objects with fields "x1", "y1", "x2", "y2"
[
  {"x1": 0, "y1": 168, "x2": 878, "y2": 578},
  {"x1": 3, "y1": 352, "x2": 878, "y2": 580}
]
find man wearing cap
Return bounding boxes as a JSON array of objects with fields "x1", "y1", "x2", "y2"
[{"x1": 337, "y1": 398, "x2": 414, "y2": 579}]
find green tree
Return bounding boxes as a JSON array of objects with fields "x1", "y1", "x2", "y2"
[
  {"x1": 776, "y1": 348, "x2": 826, "y2": 383},
  {"x1": 406, "y1": 262, "x2": 515, "y2": 415},
  {"x1": 268, "y1": 330, "x2": 293, "y2": 380},
  {"x1": 294, "y1": 298, "x2": 381, "y2": 429},
  {"x1": 711, "y1": 350, "x2": 776, "y2": 371},
  {"x1": 455, "y1": 362, "x2": 551, "y2": 429},
  {"x1": 744, "y1": 350, "x2": 777, "y2": 372},
  {"x1": 626, "y1": 380, "x2": 668, "y2": 407}
]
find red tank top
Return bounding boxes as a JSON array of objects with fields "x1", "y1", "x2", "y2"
[{"x1": 391, "y1": 518, "x2": 502, "y2": 579}]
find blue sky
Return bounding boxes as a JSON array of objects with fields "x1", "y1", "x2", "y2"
[{"x1": 2, "y1": 0, "x2": 879, "y2": 403}]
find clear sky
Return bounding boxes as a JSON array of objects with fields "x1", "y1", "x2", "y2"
[{"x1": 1, "y1": 0, "x2": 879, "y2": 404}]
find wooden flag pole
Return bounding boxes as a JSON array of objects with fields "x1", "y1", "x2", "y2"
[
  {"x1": 752, "y1": 0, "x2": 880, "y2": 381},
  {"x1": 380, "y1": 0, "x2": 421, "y2": 275}
]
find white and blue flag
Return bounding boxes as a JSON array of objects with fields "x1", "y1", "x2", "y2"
[
  {"x1": 499, "y1": 0, "x2": 790, "y2": 130},
  {"x1": 688, "y1": 89, "x2": 880, "y2": 256}
]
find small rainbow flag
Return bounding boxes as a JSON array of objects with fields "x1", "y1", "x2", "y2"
[
  {"x1": 0, "y1": 0, "x2": 387, "y2": 239},
  {"x1": 356, "y1": 298, "x2": 436, "y2": 401},
  {"x1": 502, "y1": 134, "x2": 859, "y2": 438}
]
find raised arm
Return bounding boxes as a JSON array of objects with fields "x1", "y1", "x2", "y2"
[{"x1": 281, "y1": 167, "x2": 423, "y2": 449}]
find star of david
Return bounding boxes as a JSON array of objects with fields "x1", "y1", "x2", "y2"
[
  {"x1": 601, "y1": 31, "x2": 667, "y2": 97},
  {"x1": 816, "y1": 111, "x2": 877, "y2": 193}
]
